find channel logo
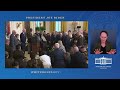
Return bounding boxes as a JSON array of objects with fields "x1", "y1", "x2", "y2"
[{"x1": 95, "y1": 56, "x2": 112, "y2": 65}]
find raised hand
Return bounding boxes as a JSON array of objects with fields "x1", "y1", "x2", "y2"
[
  {"x1": 107, "y1": 49, "x2": 116, "y2": 54},
  {"x1": 94, "y1": 49, "x2": 103, "y2": 54}
]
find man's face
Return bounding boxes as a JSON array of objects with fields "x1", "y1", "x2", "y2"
[
  {"x1": 23, "y1": 29, "x2": 26, "y2": 33},
  {"x1": 80, "y1": 30, "x2": 83, "y2": 34},
  {"x1": 13, "y1": 31, "x2": 16, "y2": 35},
  {"x1": 100, "y1": 32, "x2": 108, "y2": 43},
  {"x1": 36, "y1": 30, "x2": 39, "y2": 33}
]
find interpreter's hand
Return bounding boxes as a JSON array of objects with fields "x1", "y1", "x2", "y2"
[
  {"x1": 107, "y1": 49, "x2": 116, "y2": 54},
  {"x1": 94, "y1": 49, "x2": 103, "y2": 54}
]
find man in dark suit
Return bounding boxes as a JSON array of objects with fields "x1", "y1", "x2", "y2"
[
  {"x1": 64, "y1": 31, "x2": 72, "y2": 52},
  {"x1": 27, "y1": 28, "x2": 33, "y2": 54},
  {"x1": 70, "y1": 46, "x2": 88, "y2": 68},
  {"x1": 20, "y1": 28, "x2": 27, "y2": 53},
  {"x1": 51, "y1": 43, "x2": 66, "y2": 68},
  {"x1": 51, "y1": 31, "x2": 56, "y2": 46},
  {"x1": 9, "y1": 30, "x2": 17, "y2": 58},
  {"x1": 76, "y1": 30, "x2": 86, "y2": 47},
  {"x1": 10, "y1": 30, "x2": 16, "y2": 50}
]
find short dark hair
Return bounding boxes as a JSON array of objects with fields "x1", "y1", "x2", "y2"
[
  {"x1": 15, "y1": 34, "x2": 19, "y2": 37},
  {"x1": 30, "y1": 28, "x2": 33, "y2": 32},
  {"x1": 16, "y1": 44, "x2": 21, "y2": 50},
  {"x1": 41, "y1": 51, "x2": 47, "y2": 55},
  {"x1": 100, "y1": 31, "x2": 108, "y2": 36},
  {"x1": 68, "y1": 30, "x2": 71, "y2": 32},
  {"x1": 30, "y1": 52, "x2": 35, "y2": 59},
  {"x1": 13, "y1": 61, "x2": 19, "y2": 67}
]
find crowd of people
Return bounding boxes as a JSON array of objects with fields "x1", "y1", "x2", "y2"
[{"x1": 5, "y1": 28, "x2": 88, "y2": 68}]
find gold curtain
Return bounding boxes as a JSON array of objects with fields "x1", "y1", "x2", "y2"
[
  {"x1": 83, "y1": 21, "x2": 88, "y2": 32},
  {"x1": 43, "y1": 22, "x2": 46, "y2": 28},
  {"x1": 61, "y1": 21, "x2": 67, "y2": 32},
  {"x1": 50, "y1": 21, "x2": 55, "y2": 32},
  {"x1": 50, "y1": 21, "x2": 67, "y2": 32}
]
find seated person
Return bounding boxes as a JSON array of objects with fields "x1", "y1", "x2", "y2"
[
  {"x1": 13, "y1": 45, "x2": 24, "y2": 64},
  {"x1": 39, "y1": 51, "x2": 52, "y2": 68},
  {"x1": 93, "y1": 31, "x2": 116, "y2": 54},
  {"x1": 12, "y1": 61, "x2": 19, "y2": 68},
  {"x1": 27, "y1": 52, "x2": 43, "y2": 68},
  {"x1": 5, "y1": 51, "x2": 14, "y2": 68}
]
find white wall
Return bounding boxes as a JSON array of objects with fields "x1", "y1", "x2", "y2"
[
  {"x1": 45, "y1": 21, "x2": 50, "y2": 33},
  {"x1": 30, "y1": 21, "x2": 36, "y2": 34},
  {"x1": 66, "y1": 21, "x2": 83, "y2": 32},
  {"x1": 10, "y1": 21, "x2": 24, "y2": 35},
  {"x1": 9, "y1": 21, "x2": 85, "y2": 35},
  {"x1": 45, "y1": 21, "x2": 84, "y2": 33}
]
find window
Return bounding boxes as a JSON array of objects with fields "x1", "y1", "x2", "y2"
[
  {"x1": 35, "y1": 21, "x2": 43, "y2": 27},
  {"x1": 55, "y1": 21, "x2": 61, "y2": 32}
]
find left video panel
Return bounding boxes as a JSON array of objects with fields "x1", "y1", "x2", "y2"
[{"x1": 5, "y1": 21, "x2": 88, "y2": 68}]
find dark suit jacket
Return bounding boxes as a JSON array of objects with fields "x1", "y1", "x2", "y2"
[
  {"x1": 32, "y1": 33, "x2": 41, "y2": 44},
  {"x1": 77, "y1": 35, "x2": 85, "y2": 46},
  {"x1": 27, "y1": 32, "x2": 32, "y2": 43},
  {"x1": 20, "y1": 32, "x2": 26, "y2": 43},
  {"x1": 51, "y1": 34, "x2": 56, "y2": 45},
  {"x1": 64, "y1": 35, "x2": 72, "y2": 51},
  {"x1": 70, "y1": 52, "x2": 88, "y2": 68},
  {"x1": 51, "y1": 48, "x2": 65, "y2": 68},
  {"x1": 10, "y1": 34, "x2": 17, "y2": 50}
]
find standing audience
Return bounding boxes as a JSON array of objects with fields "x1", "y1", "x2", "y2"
[{"x1": 6, "y1": 29, "x2": 88, "y2": 68}]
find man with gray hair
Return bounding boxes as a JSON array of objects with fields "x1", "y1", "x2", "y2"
[
  {"x1": 9, "y1": 30, "x2": 17, "y2": 58},
  {"x1": 51, "y1": 43, "x2": 66, "y2": 68}
]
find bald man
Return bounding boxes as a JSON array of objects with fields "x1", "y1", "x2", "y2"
[{"x1": 73, "y1": 46, "x2": 79, "y2": 53}]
